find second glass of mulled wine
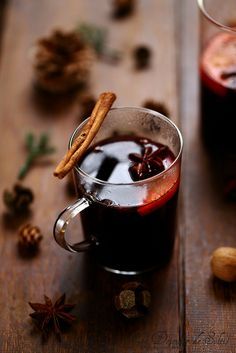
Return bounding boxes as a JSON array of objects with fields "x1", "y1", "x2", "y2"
[
  {"x1": 199, "y1": 0, "x2": 236, "y2": 151},
  {"x1": 54, "y1": 107, "x2": 183, "y2": 275}
]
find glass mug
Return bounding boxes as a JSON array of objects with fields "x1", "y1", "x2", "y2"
[
  {"x1": 53, "y1": 107, "x2": 183, "y2": 275},
  {"x1": 199, "y1": 0, "x2": 236, "y2": 150}
]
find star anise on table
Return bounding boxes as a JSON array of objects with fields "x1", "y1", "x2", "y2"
[
  {"x1": 129, "y1": 146, "x2": 166, "y2": 181},
  {"x1": 29, "y1": 293, "x2": 76, "y2": 339}
]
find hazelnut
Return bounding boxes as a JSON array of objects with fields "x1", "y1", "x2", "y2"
[
  {"x1": 211, "y1": 247, "x2": 236, "y2": 282},
  {"x1": 114, "y1": 282, "x2": 151, "y2": 319}
]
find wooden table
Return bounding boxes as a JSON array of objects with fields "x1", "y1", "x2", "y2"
[{"x1": 1, "y1": 0, "x2": 236, "y2": 352}]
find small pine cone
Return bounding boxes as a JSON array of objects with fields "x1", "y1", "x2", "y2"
[
  {"x1": 133, "y1": 45, "x2": 151, "y2": 69},
  {"x1": 113, "y1": 0, "x2": 135, "y2": 18},
  {"x1": 3, "y1": 184, "x2": 34, "y2": 213},
  {"x1": 32, "y1": 29, "x2": 94, "y2": 93},
  {"x1": 143, "y1": 99, "x2": 170, "y2": 118},
  {"x1": 18, "y1": 224, "x2": 43, "y2": 250}
]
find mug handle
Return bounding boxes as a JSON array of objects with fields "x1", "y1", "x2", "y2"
[{"x1": 53, "y1": 197, "x2": 98, "y2": 253}]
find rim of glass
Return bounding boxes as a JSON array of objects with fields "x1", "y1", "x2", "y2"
[
  {"x1": 198, "y1": 0, "x2": 236, "y2": 34},
  {"x1": 69, "y1": 107, "x2": 183, "y2": 186}
]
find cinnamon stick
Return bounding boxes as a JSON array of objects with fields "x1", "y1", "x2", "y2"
[{"x1": 54, "y1": 92, "x2": 116, "y2": 179}]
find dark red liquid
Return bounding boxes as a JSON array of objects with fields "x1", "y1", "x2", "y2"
[
  {"x1": 78, "y1": 136, "x2": 179, "y2": 273},
  {"x1": 200, "y1": 32, "x2": 236, "y2": 150}
]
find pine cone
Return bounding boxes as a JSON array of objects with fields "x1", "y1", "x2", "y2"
[
  {"x1": 113, "y1": 0, "x2": 135, "y2": 18},
  {"x1": 3, "y1": 184, "x2": 34, "y2": 213},
  {"x1": 133, "y1": 45, "x2": 151, "y2": 69},
  {"x1": 142, "y1": 100, "x2": 170, "y2": 117},
  {"x1": 18, "y1": 223, "x2": 43, "y2": 250},
  {"x1": 32, "y1": 29, "x2": 94, "y2": 93}
]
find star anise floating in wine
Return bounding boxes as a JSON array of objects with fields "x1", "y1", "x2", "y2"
[
  {"x1": 29, "y1": 293, "x2": 76, "y2": 339},
  {"x1": 129, "y1": 145, "x2": 167, "y2": 181}
]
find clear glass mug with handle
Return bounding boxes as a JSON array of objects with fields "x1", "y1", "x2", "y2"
[{"x1": 53, "y1": 107, "x2": 183, "y2": 275}]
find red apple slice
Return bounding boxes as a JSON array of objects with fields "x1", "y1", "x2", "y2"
[{"x1": 138, "y1": 177, "x2": 180, "y2": 216}]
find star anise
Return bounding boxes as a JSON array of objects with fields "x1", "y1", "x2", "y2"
[
  {"x1": 29, "y1": 293, "x2": 76, "y2": 339},
  {"x1": 129, "y1": 146, "x2": 166, "y2": 181}
]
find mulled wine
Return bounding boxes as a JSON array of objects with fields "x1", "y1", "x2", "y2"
[
  {"x1": 77, "y1": 136, "x2": 179, "y2": 273},
  {"x1": 200, "y1": 32, "x2": 236, "y2": 150}
]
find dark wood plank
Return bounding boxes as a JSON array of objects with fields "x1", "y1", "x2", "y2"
[
  {"x1": 179, "y1": 0, "x2": 236, "y2": 352},
  {"x1": 0, "y1": 0, "x2": 7, "y2": 53},
  {"x1": 0, "y1": 0, "x2": 181, "y2": 352}
]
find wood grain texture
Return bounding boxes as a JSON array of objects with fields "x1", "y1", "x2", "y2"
[
  {"x1": 0, "y1": 0, "x2": 180, "y2": 352},
  {"x1": 0, "y1": 0, "x2": 7, "y2": 59},
  {"x1": 179, "y1": 0, "x2": 236, "y2": 352}
]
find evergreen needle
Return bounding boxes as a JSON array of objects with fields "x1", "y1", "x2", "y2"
[{"x1": 18, "y1": 132, "x2": 56, "y2": 180}]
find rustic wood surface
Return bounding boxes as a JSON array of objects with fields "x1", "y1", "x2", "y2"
[
  {"x1": 0, "y1": 0, "x2": 236, "y2": 352},
  {"x1": 180, "y1": 0, "x2": 236, "y2": 352}
]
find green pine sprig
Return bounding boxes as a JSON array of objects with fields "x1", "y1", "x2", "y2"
[
  {"x1": 18, "y1": 132, "x2": 56, "y2": 180},
  {"x1": 76, "y1": 23, "x2": 121, "y2": 63}
]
